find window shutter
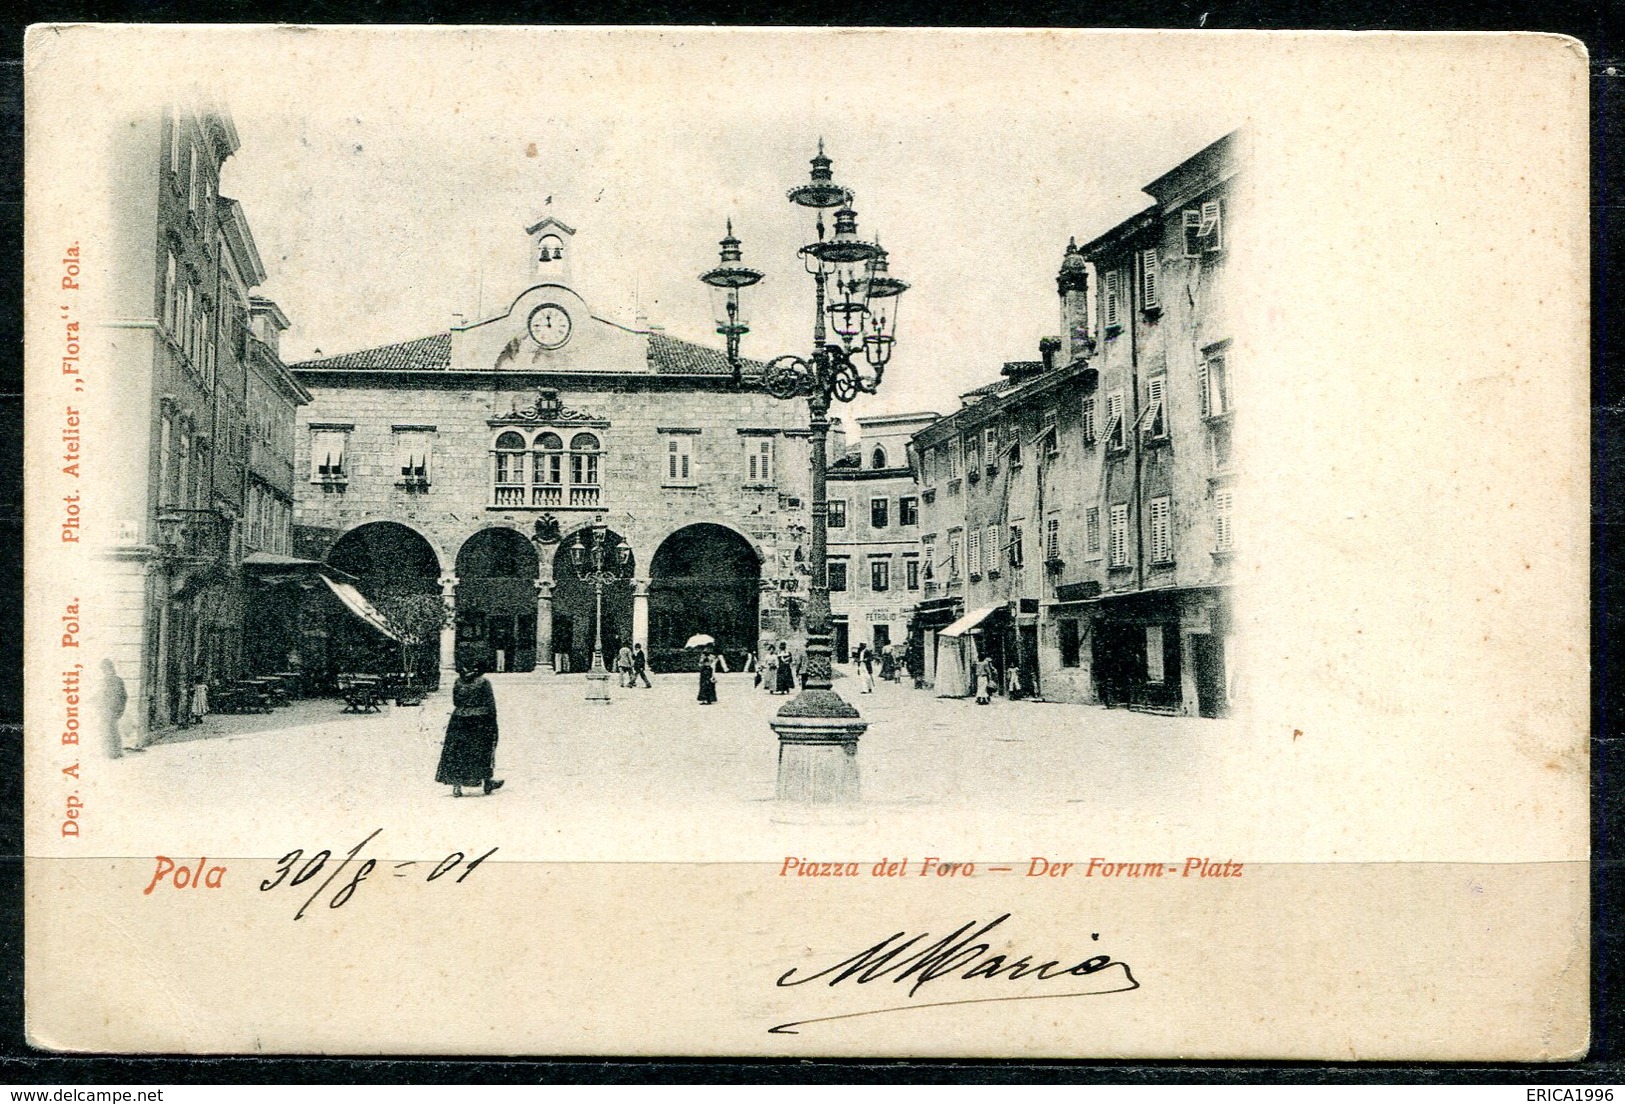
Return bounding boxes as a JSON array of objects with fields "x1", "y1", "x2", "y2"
[
  {"x1": 1150, "y1": 497, "x2": 1171, "y2": 562},
  {"x1": 1142, "y1": 248, "x2": 1161, "y2": 310},
  {"x1": 1081, "y1": 397, "x2": 1096, "y2": 443},
  {"x1": 1086, "y1": 507, "x2": 1100, "y2": 554},
  {"x1": 1198, "y1": 357, "x2": 1210, "y2": 418},
  {"x1": 1215, "y1": 488, "x2": 1234, "y2": 551},
  {"x1": 1183, "y1": 209, "x2": 1202, "y2": 257},
  {"x1": 1104, "y1": 271, "x2": 1120, "y2": 328},
  {"x1": 1109, "y1": 504, "x2": 1128, "y2": 566},
  {"x1": 1201, "y1": 199, "x2": 1223, "y2": 250},
  {"x1": 1147, "y1": 377, "x2": 1166, "y2": 437}
]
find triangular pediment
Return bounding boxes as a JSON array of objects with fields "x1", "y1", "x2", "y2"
[{"x1": 524, "y1": 216, "x2": 577, "y2": 237}]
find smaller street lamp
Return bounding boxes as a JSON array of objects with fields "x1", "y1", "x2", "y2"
[
  {"x1": 568, "y1": 519, "x2": 632, "y2": 704},
  {"x1": 700, "y1": 220, "x2": 764, "y2": 386}
]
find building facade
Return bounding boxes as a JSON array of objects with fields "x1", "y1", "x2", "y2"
[
  {"x1": 289, "y1": 218, "x2": 820, "y2": 677},
  {"x1": 826, "y1": 412, "x2": 936, "y2": 664},
  {"x1": 909, "y1": 132, "x2": 1238, "y2": 716},
  {"x1": 100, "y1": 103, "x2": 307, "y2": 738}
]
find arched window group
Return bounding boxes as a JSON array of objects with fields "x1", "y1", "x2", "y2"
[{"x1": 492, "y1": 429, "x2": 601, "y2": 508}]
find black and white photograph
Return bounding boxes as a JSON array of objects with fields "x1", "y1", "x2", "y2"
[{"x1": 21, "y1": 26, "x2": 1588, "y2": 1057}]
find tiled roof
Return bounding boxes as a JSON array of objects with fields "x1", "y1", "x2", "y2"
[
  {"x1": 290, "y1": 328, "x2": 760, "y2": 378},
  {"x1": 960, "y1": 378, "x2": 1015, "y2": 402},
  {"x1": 646, "y1": 331, "x2": 764, "y2": 376},
  {"x1": 293, "y1": 333, "x2": 452, "y2": 372}
]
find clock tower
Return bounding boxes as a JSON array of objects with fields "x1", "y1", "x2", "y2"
[{"x1": 525, "y1": 215, "x2": 576, "y2": 289}]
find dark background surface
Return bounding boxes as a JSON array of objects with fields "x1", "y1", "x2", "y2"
[{"x1": 0, "y1": 0, "x2": 1616, "y2": 1085}]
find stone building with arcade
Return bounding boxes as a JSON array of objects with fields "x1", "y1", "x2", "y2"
[{"x1": 288, "y1": 217, "x2": 818, "y2": 677}]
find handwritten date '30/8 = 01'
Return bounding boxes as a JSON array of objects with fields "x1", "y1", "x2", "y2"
[{"x1": 258, "y1": 829, "x2": 498, "y2": 921}]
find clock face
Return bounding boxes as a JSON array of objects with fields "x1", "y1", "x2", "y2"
[{"x1": 527, "y1": 303, "x2": 573, "y2": 349}]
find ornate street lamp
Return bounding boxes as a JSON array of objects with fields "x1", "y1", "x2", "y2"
[
  {"x1": 700, "y1": 219, "x2": 763, "y2": 386},
  {"x1": 699, "y1": 140, "x2": 908, "y2": 803},
  {"x1": 568, "y1": 518, "x2": 632, "y2": 704}
]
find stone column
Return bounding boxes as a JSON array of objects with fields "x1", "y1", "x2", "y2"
[
  {"x1": 439, "y1": 574, "x2": 458, "y2": 675},
  {"x1": 632, "y1": 578, "x2": 650, "y2": 652},
  {"x1": 534, "y1": 578, "x2": 554, "y2": 672}
]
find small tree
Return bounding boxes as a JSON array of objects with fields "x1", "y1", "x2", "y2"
[{"x1": 370, "y1": 591, "x2": 450, "y2": 688}]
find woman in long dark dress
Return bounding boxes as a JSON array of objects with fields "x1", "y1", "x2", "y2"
[
  {"x1": 697, "y1": 651, "x2": 718, "y2": 705},
  {"x1": 775, "y1": 642, "x2": 795, "y2": 694},
  {"x1": 436, "y1": 660, "x2": 505, "y2": 797}
]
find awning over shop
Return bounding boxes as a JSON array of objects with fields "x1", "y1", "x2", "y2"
[
  {"x1": 320, "y1": 575, "x2": 402, "y2": 642},
  {"x1": 939, "y1": 606, "x2": 1002, "y2": 638},
  {"x1": 242, "y1": 552, "x2": 358, "y2": 585}
]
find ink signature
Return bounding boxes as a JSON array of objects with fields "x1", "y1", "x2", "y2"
[{"x1": 770, "y1": 913, "x2": 1138, "y2": 1034}]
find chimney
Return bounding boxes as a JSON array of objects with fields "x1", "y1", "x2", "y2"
[
  {"x1": 1057, "y1": 236, "x2": 1092, "y2": 365},
  {"x1": 1039, "y1": 336, "x2": 1061, "y2": 372}
]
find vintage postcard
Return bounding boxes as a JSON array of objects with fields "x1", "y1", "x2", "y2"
[{"x1": 22, "y1": 26, "x2": 1589, "y2": 1057}]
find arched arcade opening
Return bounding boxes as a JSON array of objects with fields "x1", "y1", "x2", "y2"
[
  {"x1": 648, "y1": 523, "x2": 761, "y2": 673},
  {"x1": 321, "y1": 521, "x2": 442, "y2": 681},
  {"x1": 455, "y1": 527, "x2": 541, "y2": 673},
  {"x1": 549, "y1": 526, "x2": 635, "y2": 675}
]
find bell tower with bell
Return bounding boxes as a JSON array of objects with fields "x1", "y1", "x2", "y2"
[{"x1": 526, "y1": 216, "x2": 576, "y2": 289}]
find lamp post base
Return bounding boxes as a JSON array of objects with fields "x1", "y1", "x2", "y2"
[
  {"x1": 584, "y1": 670, "x2": 612, "y2": 704},
  {"x1": 770, "y1": 690, "x2": 866, "y2": 803}
]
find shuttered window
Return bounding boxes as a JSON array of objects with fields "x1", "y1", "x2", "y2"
[
  {"x1": 967, "y1": 528, "x2": 982, "y2": 576},
  {"x1": 1104, "y1": 270, "x2": 1121, "y2": 329},
  {"x1": 1141, "y1": 248, "x2": 1161, "y2": 311},
  {"x1": 1106, "y1": 391, "x2": 1126, "y2": 450},
  {"x1": 1081, "y1": 396, "x2": 1097, "y2": 444},
  {"x1": 1146, "y1": 376, "x2": 1167, "y2": 438},
  {"x1": 1184, "y1": 199, "x2": 1224, "y2": 256},
  {"x1": 169, "y1": 110, "x2": 182, "y2": 175},
  {"x1": 1045, "y1": 516, "x2": 1061, "y2": 561},
  {"x1": 311, "y1": 429, "x2": 347, "y2": 482},
  {"x1": 1205, "y1": 352, "x2": 1230, "y2": 417},
  {"x1": 985, "y1": 525, "x2": 999, "y2": 572},
  {"x1": 163, "y1": 254, "x2": 177, "y2": 332},
  {"x1": 1150, "y1": 495, "x2": 1173, "y2": 563},
  {"x1": 1086, "y1": 506, "x2": 1101, "y2": 554},
  {"x1": 745, "y1": 437, "x2": 774, "y2": 483},
  {"x1": 1215, "y1": 488, "x2": 1234, "y2": 551},
  {"x1": 1109, "y1": 504, "x2": 1129, "y2": 566},
  {"x1": 665, "y1": 434, "x2": 693, "y2": 484},
  {"x1": 395, "y1": 429, "x2": 433, "y2": 484},
  {"x1": 1008, "y1": 524, "x2": 1024, "y2": 568}
]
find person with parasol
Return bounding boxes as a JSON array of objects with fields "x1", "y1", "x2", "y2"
[{"x1": 687, "y1": 634, "x2": 719, "y2": 705}]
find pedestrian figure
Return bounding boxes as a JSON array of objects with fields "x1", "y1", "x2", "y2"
[
  {"x1": 697, "y1": 649, "x2": 718, "y2": 705},
  {"x1": 97, "y1": 659, "x2": 126, "y2": 759},
  {"x1": 713, "y1": 650, "x2": 730, "y2": 673},
  {"x1": 436, "y1": 659, "x2": 504, "y2": 798},
  {"x1": 974, "y1": 653, "x2": 996, "y2": 705},
  {"x1": 1005, "y1": 662, "x2": 1023, "y2": 699},
  {"x1": 775, "y1": 641, "x2": 796, "y2": 695},
  {"x1": 615, "y1": 644, "x2": 634, "y2": 688},
  {"x1": 856, "y1": 643, "x2": 875, "y2": 693},
  {"x1": 879, "y1": 647, "x2": 896, "y2": 683},
  {"x1": 187, "y1": 678, "x2": 209, "y2": 726},
  {"x1": 760, "y1": 646, "x2": 777, "y2": 692},
  {"x1": 632, "y1": 643, "x2": 652, "y2": 688}
]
